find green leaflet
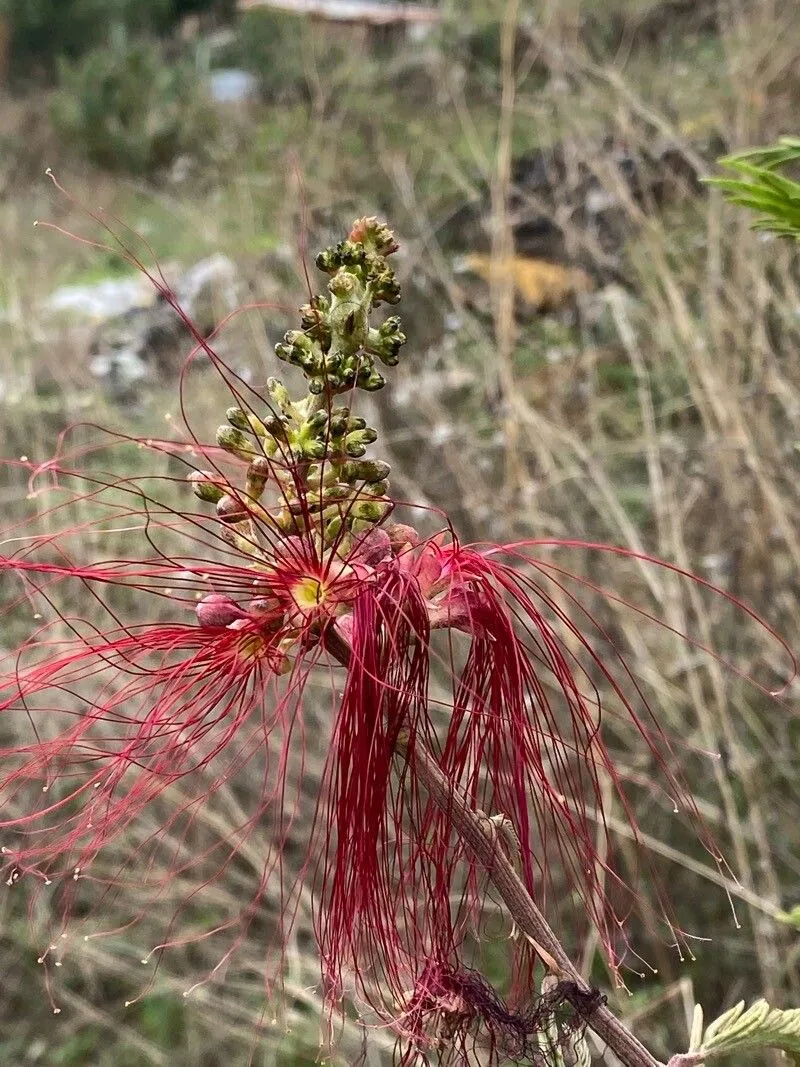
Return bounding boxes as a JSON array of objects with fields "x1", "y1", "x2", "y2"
[
  {"x1": 688, "y1": 999, "x2": 800, "y2": 1060},
  {"x1": 704, "y1": 136, "x2": 800, "y2": 239}
]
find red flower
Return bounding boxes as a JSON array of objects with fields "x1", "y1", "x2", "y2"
[
  {"x1": 1, "y1": 432, "x2": 791, "y2": 1026},
  {"x1": 1, "y1": 204, "x2": 792, "y2": 1046}
]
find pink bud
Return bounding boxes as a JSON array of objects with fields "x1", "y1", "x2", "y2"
[
  {"x1": 352, "y1": 527, "x2": 392, "y2": 566},
  {"x1": 334, "y1": 613, "x2": 355, "y2": 647},
  {"x1": 195, "y1": 593, "x2": 245, "y2": 628},
  {"x1": 385, "y1": 523, "x2": 420, "y2": 553}
]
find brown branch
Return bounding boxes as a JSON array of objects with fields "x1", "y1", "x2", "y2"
[
  {"x1": 322, "y1": 629, "x2": 664, "y2": 1066},
  {"x1": 396, "y1": 736, "x2": 665, "y2": 1067}
]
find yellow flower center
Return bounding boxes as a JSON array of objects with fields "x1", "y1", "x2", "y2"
[
  {"x1": 237, "y1": 632, "x2": 271, "y2": 660},
  {"x1": 291, "y1": 575, "x2": 327, "y2": 613}
]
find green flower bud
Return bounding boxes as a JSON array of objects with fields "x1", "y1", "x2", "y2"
[
  {"x1": 274, "y1": 508, "x2": 301, "y2": 535},
  {"x1": 370, "y1": 316, "x2": 406, "y2": 366},
  {"x1": 226, "y1": 407, "x2": 252, "y2": 433},
  {"x1": 316, "y1": 248, "x2": 342, "y2": 275},
  {"x1": 370, "y1": 265, "x2": 401, "y2": 306},
  {"x1": 262, "y1": 414, "x2": 288, "y2": 443},
  {"x1": 320, "y1": 464, "x2": 343, "y2": 487},
  {"x1": 217, "y1": 425, "x2": 258, "y2": 460},
  {"x1": 344, "y1": 427, "x2": 378, "y2": 457},
  {"x1": 300, "y1": 297, "x2": 331, "y2": 342},
  {"x1": 327, "y1": 409, "x2": 350, "y2": 437},
  {"x1": 267, "y1": 377, "x2": 292, "y2": 415},
  {"x1": 276, "y1": 331, "x2": 320, "y2": 374},
  {"x1": 328, "y1": 272, "x2": 358, "y2": 299},
  {"x1": 300, "y1": 439, "x2": 327, "y2": 461},
  {"x1": 321, "y1": 483, "x2": 351, "y2": 502},
  {"x1": 357, "y1": 365, "x2": 386, "y2": 391},
  {"x1": 324, "y1": 514, "x2": 343, "y2": 544},
  {"x1": 245, "y1": 457, "x2": 271, "y2": 499},
  {"x1": 188, "y1": 470, "x2": 225, "y2": 503},
  {"x1": 248, "y1": 414, "x2": 270, "y2": 437},
  {"x1": 341, "y1": 459, "x2": 391, "y2": 483},
  {"x1": 351, "y1": 499, "x2": 391, "y2": 523},
  {"x1": 219, "y1": 525, "x2": 257, "y2": 555},
  {"x1": 306, "y1": 410, "x2": 329, "y2": 433},
  {"x1": 216, "y1": 493, "x2": 250, "y2": 524}
]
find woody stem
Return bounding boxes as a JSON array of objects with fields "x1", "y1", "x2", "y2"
[
  {"x1": 396, "y1": 735, "x2": 664, "y2": 1067},
  {"x1": 322, "y1": 628, "x2": 663, "y2": 1067}
]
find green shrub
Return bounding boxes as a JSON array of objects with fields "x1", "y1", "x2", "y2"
[
  {"x1": 1, "y1": 0, "x2": 168, "y2": 81},
  {"x1": 1, "y1": 0, "x2": 233, "y2": 84},
  {"x1": 218, "y1": 9, "x2": 345, "y2": 102},
  {"x1": 50, "y1": 33, "x2": 218, "y2": 177}
]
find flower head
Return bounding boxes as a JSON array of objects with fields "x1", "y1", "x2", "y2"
[{"x1": 0, "y1": 213, "x2": 791, "y2": 1054}]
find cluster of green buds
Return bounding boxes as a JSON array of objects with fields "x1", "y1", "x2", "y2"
[
  {"x1": 189, "y1": 218, "x2": 406, "y2": 556},
  {"x1": 276, "y1": 218, "x2": 404, "y2": 395}
]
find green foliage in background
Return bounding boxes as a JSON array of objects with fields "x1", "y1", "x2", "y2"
[
  {"x1": 50, "y1": 32, "x2": 218, "y2": 176},
  {"x1": 217, "y1": 8, "x2": 356, "y2": 103},
  {"x1": 707, "y1": 136, "x2": 800, "y2": 240},
  {"x1": 0, "y1": 0, "x2": 232, "y2": 83},
  {"x1": 217, "y1": 9, "x2": 308, "y2": 101}
]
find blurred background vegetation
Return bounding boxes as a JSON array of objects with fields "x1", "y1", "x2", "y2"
[{"x1": 1, "y1": 0, "x2": 800, "y2": 1063}]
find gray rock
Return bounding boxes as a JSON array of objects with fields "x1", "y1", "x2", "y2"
[
  {"x1": 46, "y1": 276, "x2": 153, "y2": 321},
  {"x1": 209, "y1": 69, "x2": 260, "y2": 104},
  {"x1": 87, "y1": 255, "x2": 240, "y2": 391}
]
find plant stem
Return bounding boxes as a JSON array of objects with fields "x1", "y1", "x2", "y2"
[
  {"x1": 395, "y1": 735, "x2": 665, "y2": 1067},
  {"x1": 322, "y1": 627, "x2": 664, "y2": 1066}
]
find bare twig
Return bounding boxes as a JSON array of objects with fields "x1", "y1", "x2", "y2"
[
  {"x1": 395, "y1": 734, "x2": 665, "y2": 1067},
  {"x1": 323, "y1": 627, "x2": 665, "y2": 1065}
]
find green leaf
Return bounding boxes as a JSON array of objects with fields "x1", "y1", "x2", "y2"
[
  {"x1": 776, "y1": 904, "x2": 800, "y2": 930},
  {"x1": 694, "y1": 999, "x2": 800, "y2": 1060},
  {"x1": 704, "y1": 136, "x2": 800, "y2": 239}
]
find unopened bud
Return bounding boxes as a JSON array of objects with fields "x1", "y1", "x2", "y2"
[
  {"x1": 216, "y1": 494, "x2": 250, "y2": 524},
  {"x1": 351, "y1": 499, "x2": 391, "y2": 523},
  {"x1": 262, "y1": 414, "x2": 288, "y2": 443},
  {"x1": 341, "y1": 459, "x2": 391, "y2": 483},
  {"x1": 196, "y1": 594, "x2": 245, "y2": 628},
  {"x1": 216, "y1": 425, "x2": 258, "y2": 461},
  {"x1": 328, "y1": 410, "x2": 350, "y2": 437},
  {"x1": 306, "y1": 410, "x2": 329, "y2": 433},
  {"x1": 344, "y1": 427, "x2": 378, "y2": 457},
  {"x1": 386, "y1": 523, "x2": 420, "y2": 552},
  {"x1": 188, "y1": 470, "x2": 225, "y2": 503},
  {"x1": 324, "y1": 515, "x2": 343, "y2": 544},
  {"x1": 301, "y1": 439, "x2": 327, "y2": 461},
  {"x1": 321, "y1": 483, "x2": 351, "y2": 502},
  {"x1": 219, "y1": 525, "x2": 256, "y2": 554},
  {"x1": 245, "y1": 457, "x2": 271, "y2": 498},
  {"x1": 348, "y1": 217, "x2": 399, "y2": 257},
  {"x1": 226, "y1": 407, "x2": 252, "y2": 433},
  {"x1": 267, "y1": 377, "x2": 292, "y2": 415},
  {"x1": 357, "y1": 365, "x2": 386, "y2": 391}
]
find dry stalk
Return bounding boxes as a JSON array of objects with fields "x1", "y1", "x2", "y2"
[{"x1": 394, "y1": 733, "x2": 666, "y2": 1067}]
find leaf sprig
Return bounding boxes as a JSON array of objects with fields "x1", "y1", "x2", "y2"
[
  {"x1": 685, "y1": 999, "x2": 800, "y2": 1062},
  {"x1": 705, "y1": 136, "x2": 800, "y2": 239}
]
